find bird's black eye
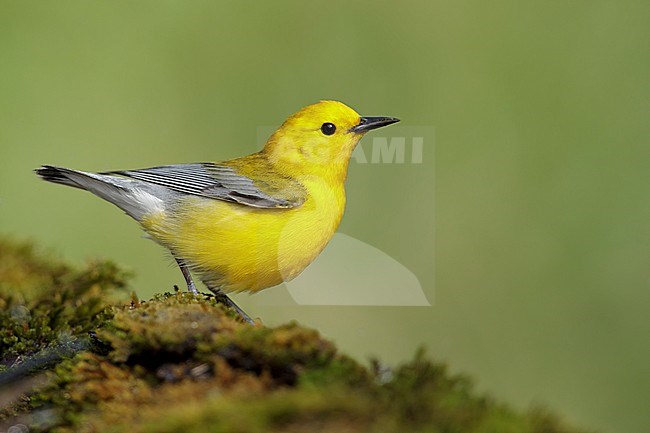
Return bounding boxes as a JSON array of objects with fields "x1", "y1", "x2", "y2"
[{"x1": 320, "y1": 122, "x2": 336, "y2": 136}]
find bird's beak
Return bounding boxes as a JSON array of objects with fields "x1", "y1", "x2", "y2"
[{"x1": 349, "y1": 116, "x2": 400, "y2": 133}]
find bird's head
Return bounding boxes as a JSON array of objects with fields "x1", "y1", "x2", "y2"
[{"x1": 263, "y1": 100, "x2": 399, "y2": 179}]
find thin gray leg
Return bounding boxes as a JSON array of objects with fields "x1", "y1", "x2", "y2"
[
  {"x1": 206, "y1": 286, "x2": 255, "y2": 325},
  {"x1": 175, "y1": 258, "x2": 198, "y2": 294},
  {"x1": 173, "y1": 258, "x2": 254, "y2": 324}
]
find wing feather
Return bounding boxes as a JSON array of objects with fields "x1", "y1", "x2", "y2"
[{"x1": 104, "y1": 163, "x2": 305, "y2": 209}]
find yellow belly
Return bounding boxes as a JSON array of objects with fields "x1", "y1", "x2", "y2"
[{"x1": 141, "y1": 177, "x2": 345, "y2": 293}]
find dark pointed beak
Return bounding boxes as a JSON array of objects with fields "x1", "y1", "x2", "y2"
[{"x1": 349, "y1": 116, "x2": 400, "y2": 133}]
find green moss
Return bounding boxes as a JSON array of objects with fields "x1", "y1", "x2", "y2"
[
  {"x1": 0, "y1": 237, "x2": 129, "y2": 367},
  {"x1": 0, "y1": 237, "x2": 593, "y2": 433}
]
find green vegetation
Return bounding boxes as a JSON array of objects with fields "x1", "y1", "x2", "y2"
[
  {"x1": 0, "y1": 238, "x2": 129, "y2": 369},
  {"x1": 0, "y1": 238, "x2": 591, "y2": 432}
]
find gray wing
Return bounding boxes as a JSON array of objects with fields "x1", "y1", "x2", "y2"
[{"x1": 105, "y1": 163, "x2": 305, "y2": 209}]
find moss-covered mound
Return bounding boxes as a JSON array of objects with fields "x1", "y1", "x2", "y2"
[
  {"x1": 0, "y1": 238, "x2": 129, "y2": 369},
  {"x1": 0, "y1": 238, "x2": 591, "y2": 433}
]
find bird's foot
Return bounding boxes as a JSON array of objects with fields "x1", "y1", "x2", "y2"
[{"x1": 208, "y1": 288, "x2": 255, "y2": 325}]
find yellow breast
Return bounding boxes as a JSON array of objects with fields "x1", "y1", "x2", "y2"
[{"x1": 141, "y1": 175, "x2": 345, "y2": 293}]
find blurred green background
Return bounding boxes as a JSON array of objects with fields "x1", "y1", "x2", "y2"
[{"x1": 1, "y1": 1, "x2": 649, "y2": 432}]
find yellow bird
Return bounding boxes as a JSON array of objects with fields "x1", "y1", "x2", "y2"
[{"x1": 36, "y1": 101, "x2": 399, "y2": 323}]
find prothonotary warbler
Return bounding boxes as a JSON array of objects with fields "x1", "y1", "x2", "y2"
[{"x1": 36, "y1": 100, "x2": 399, "y2": 323}]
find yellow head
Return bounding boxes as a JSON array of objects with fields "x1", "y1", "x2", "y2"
[{"x1": 263, "y1": 100, "x2": 399, "y2": 180}]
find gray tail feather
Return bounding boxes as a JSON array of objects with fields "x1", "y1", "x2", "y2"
[
  {"x1": 35, "y1": 165, "x2": 88, "y2": 189},
  {"x1": 34, "y1": 165, "x2": 157, "y2": 221}
]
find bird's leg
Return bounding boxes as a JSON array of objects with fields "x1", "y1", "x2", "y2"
[
  {"x1": 175, "y1": 258, "x2": 198, "y2": 295},
  {"x1": 206, "y1": 286, "x2": 255, "y2": 325},
  {"x1": 173, "y1": 258, "x2": 254, "y2": 324}
]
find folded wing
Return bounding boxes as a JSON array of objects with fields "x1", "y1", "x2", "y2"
[{"x1": 107, "y1": 162, "x2": 306, "y2": 209}]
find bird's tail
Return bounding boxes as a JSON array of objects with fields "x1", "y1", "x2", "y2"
[
  {"x1": 35, "y1": 165, "x2": 163, "y2": 221},
  {"x1": 35, "y1": 165, "x2": 91, "y2": 190}
]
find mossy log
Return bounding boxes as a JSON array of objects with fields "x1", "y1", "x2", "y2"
[{"x1": 0, "y1": 238, "x2": 591, "y2": 433}]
